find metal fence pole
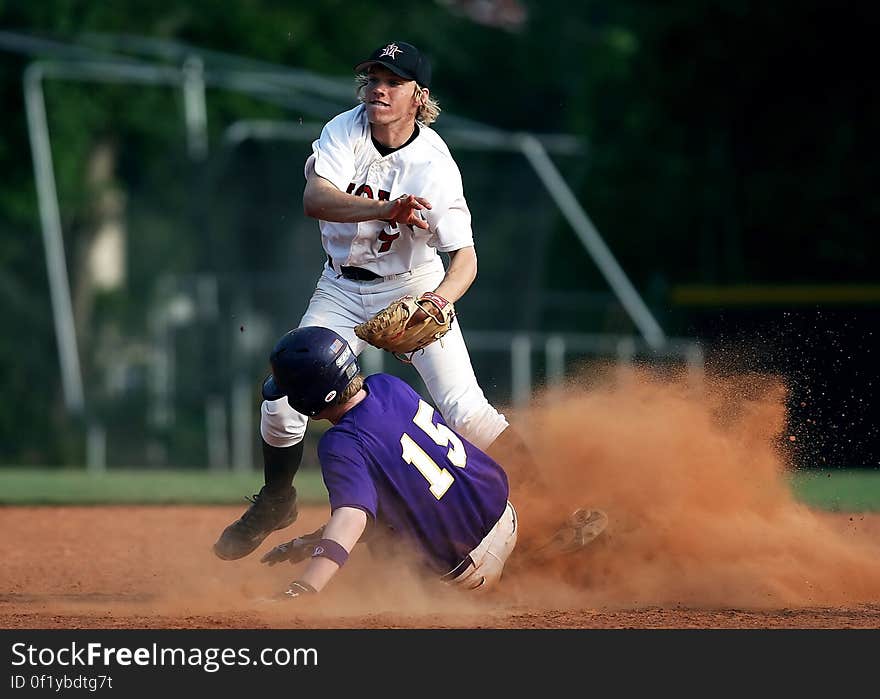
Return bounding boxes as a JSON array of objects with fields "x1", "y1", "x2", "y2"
[
  {"x1": 206, "y1": 398, "x2": 230, "y2": 471},
  {"x1": 616, "y1": 336, "x2": 637, "y2": 363},
  {"x1": 85, "y1": 422, "x2": 106, "y2": 473},
  {"x1": 359, "y1": 345, "x2": 384, "y2": 376},
  {"x1": 545, "y1": 335, "x2": 566, "y2": 389},
  {"x1": 23, "y1": 65, "x2": 85, "y2": 414},
  {"x1": 231, "y1": 374, "x2": 253, "y2": 472},
  {"x1": 183, "y1": 55, "x2": 208, "y2": 160},
  {"x1": 516, "y1": 133, "x2": 668, "y2": 351},
  {"x1": 511, "y1": 334, "x2": 532, "y2": 408}
]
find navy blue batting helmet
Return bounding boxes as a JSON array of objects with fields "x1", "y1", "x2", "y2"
[{"x1": 262, "y1": 327, "x2": 360, "y2": 417}]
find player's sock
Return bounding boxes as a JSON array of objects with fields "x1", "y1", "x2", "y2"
[{"x1": 262, "y1": 439, "x2": 304, "y2": 495}]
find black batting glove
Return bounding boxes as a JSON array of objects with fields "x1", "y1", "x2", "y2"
[
  {"x1": 283, "y1": 580, "x2": 317, "y2": 598},
  {"x1": 260, "y1": 525, "x2": 326, "y2": 566}
]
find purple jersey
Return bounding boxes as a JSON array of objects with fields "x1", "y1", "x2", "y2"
[{"x1": 318, "y1": 373, "x2": 509, "y2": 574}]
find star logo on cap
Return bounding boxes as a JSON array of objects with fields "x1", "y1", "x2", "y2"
[{"x1": 379, "y1": 43, "x2": 403, "y2": 60}]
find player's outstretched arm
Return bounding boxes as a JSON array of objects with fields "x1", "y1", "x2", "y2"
[
  {"x1": 283, "y1": 506, "x2": 367, "y2": 595},
  {"x1": 395, "y1": 246, "x2": 475, "y2": 329},
  {"x1": 303, "y1": 160, "x2": 431, "y2": 227},
  {"x1": 433, "y1": 246, "x2": 477, "y2": 304}
]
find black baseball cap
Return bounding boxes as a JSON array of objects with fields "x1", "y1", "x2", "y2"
[{"x1": 354, "y1": 41, "x2": 432, "y2": 89}]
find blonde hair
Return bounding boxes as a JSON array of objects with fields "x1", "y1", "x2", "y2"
[
  {"x1": 355, "y1": 74, "x2": 442, "y2": 126},
  {"x1": 336, "y1": 373, "x2": 364, "y2": 405}
]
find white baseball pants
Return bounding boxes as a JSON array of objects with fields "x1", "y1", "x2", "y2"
[
  {"x1": 261, "y1": 258, "x2": 509, "y2": 450},
  {"x1": 445, "y1": 501, "x2": 518, "y2": 592}
]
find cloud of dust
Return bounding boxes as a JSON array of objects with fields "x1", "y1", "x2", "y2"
[
  {"x1": 140, "y1": 509, "x2": 493, "y2": 626},
  {"x1": 243, "y1": 362, "x2": 880, "y2": 619},
  {"x1": 132, "y1": 363, "x2": 880, "y2": 622},
  {"x1": 500, "y1": 363, "x2": 880, "y2": 610}
]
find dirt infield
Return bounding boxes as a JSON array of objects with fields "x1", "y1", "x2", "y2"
[
  {"x1": 4, "y1": 368, "x2": 880, "y2": 629},
  {"x1": 0, "y1": 505, "x2": 879, "y2": 629}
]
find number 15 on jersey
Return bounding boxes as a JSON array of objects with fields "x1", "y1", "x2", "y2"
[{"x1": 400, "y1": 400, "x2": 467, "y2": 499}]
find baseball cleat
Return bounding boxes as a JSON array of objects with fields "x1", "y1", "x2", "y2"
[
  {"x1": 213, "y1": 486, "x2": 298, "y2": 561},
  {"x1": 536, "y1": 508, "x2": 609, "y2": 556}
]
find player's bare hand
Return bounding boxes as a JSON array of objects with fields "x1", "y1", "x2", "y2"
[{"x1": 386, "y1": 194, "x2": 432, "y2": 230}]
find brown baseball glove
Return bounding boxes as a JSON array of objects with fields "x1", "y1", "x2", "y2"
[{"x1": 354, "y1": 291, "x2": 455, "y2": 362}]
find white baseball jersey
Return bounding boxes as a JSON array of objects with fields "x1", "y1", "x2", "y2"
[
  {"x1": 260, "y1": 104, "x2": 509, "y2": 453},
  {"x1": 305, "y1": 104, "x2": 475, "y2": 276}
]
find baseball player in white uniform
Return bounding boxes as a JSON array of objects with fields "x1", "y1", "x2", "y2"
[{"x1": 214, "y1": 40, "x2": 534, "y2": 561}]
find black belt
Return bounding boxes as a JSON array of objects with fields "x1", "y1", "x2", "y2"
[
  {"x1": 329, "y1": 255, "x2": 383, "y2": 281},
  {"x1": 341, "y1": 266, "x2": 382, "y2": 281}
]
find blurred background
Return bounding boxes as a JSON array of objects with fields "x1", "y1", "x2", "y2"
[{"x1": 1, "y1": 0, "x2": 877, "y2": 483}]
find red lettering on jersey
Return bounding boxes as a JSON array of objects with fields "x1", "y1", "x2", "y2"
[
  {"x1": 347, "y1": 185, "x2": 400, "y2": 252},
  {"x1": 354, "y1": 183, "x2": 374, "y2": 199},
  {"x1": 376, "y1": 188, "x2": 400, "y2": 251},
  {"x1": 378, "y1": 229, "x2": 400, "y2": 252},
  {"x1": 378, "y1": 189, "x2": 398, "y2": 229}
]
